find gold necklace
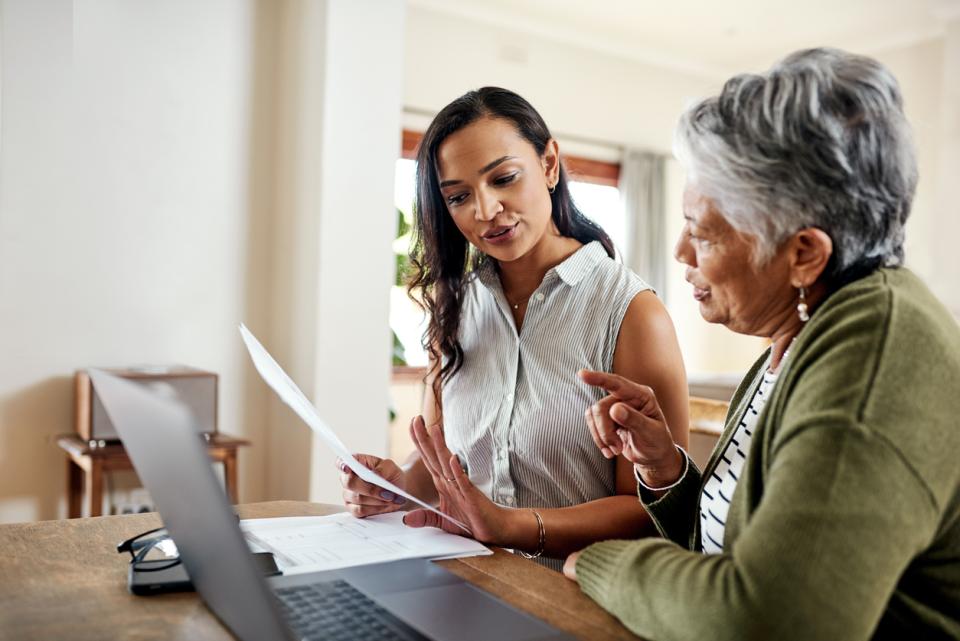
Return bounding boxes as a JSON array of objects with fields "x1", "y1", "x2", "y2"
[
  {"x1": 507, "y1": 295, "x2": 530, "y2": 310},
  {"x1": 506, "y1": 292, "x2": 534, "y2": 310}
]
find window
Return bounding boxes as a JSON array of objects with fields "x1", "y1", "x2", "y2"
[
  {"x1": 567, "y1": 181, "x2": 625, "y2": 258},
  {"x1": 391, "y1": 158, "x2": 427, "y2": 366}
]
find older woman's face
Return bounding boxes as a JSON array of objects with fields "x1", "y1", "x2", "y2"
[{"x1": 674, "y1": 187, "x2": 795, "y2": 336}]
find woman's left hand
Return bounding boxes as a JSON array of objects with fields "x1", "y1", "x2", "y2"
[
  {"x1": 563, "y1": 551, "x2": 581, "y2": 582},
  {"x1": 402, "y1": 415, "x2": 509, "y2": 544}
]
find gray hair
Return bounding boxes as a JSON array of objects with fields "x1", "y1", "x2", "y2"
[{"x1": 674, "y1": 47, "x2": 918, "y2": 279}]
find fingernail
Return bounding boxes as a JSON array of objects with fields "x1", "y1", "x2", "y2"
[
  {"x1": 613, "y1": 405, "x2": 628, "y2": 421},
  {"x1": 379, "y1": 490, "x2": 396, "y2": 501},
  {"x1": 601, "y1": 447, "x2": 612, "y2": 459}
]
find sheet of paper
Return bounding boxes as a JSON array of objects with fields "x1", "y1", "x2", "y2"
[
  {"x1": 240, "y1": 512, "x2": 490, "y2": 575},
  {"x1": 239, "y1": 324, "x2": 470, "y2": 533}
]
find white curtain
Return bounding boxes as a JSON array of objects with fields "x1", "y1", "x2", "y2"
[{"x1": 620, "y1": 150, "x2": 667, "y2": 300}]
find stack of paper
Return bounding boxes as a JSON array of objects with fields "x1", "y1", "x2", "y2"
[{"x1": 241, "y1": 512, "x2": 491, "y2": 575}]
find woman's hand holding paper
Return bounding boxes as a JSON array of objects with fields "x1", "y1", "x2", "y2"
[{"x1": 337, "y1": 454, "x2": 409, "y2": 518}]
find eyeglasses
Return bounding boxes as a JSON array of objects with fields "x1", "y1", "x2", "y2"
[{"x1": 117, "y1": 527, "x2": 181, "y2": 572}]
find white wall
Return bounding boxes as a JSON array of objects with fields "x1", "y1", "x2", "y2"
[
  {"x1": 0, "y1": 0, "x2": 407, "y2": 523},
  {"x1": 0, "y1": 0, "x2": 76, "y2": 522},
  {"x1": 0, "y1": 0, "x2": 405, "y2": 524},
  {"x1": 0, "y1": 0, "x2": 269, "y2": 522},
  {"x1": 308, "y1": 1, "x2": 405, "y2": 503},
  {"x1": 872, "y1": 39, "x2": 944, "y2": 286},
  {"x1": 404, "y1": 6, "x2": 718, "y2": 155},
  {"x1": 930, "y1": 19, "x2": 960, "y2": 315},
  {"x1": 260, "y1": 0, "x2": 404, "y2": 505}
]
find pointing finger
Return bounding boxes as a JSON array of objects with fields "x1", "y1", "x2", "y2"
[{"x1": 579, "y1": 370, "x2": 654, "y2": 404}]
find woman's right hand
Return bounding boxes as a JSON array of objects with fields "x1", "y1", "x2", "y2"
[
  {"x1": 337, "y1": 454, "x2": 410, "y2": 518},
  {"x1": 579, "y1": 369, "x2": 685, "y2": 489}
]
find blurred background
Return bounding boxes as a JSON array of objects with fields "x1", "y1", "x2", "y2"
[{"x1": 1, "y1": 0, "x2": 958, "y2": 524}]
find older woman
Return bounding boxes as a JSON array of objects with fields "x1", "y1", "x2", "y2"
[{"x1": 565, "y1": 48, "x2": 960, "y2": 640}]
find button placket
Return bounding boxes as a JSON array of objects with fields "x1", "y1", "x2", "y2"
[{"x1": 492, "y1": 336, "x2": 520, "y2": 504}]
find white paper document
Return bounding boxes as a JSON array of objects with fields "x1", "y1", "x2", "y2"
[
  {"x1": 238, "y1": 324, "x2": 471, "y2": 533},
  {"x1": 241, "y1": 512, "x2": 490, "y2": 575}
]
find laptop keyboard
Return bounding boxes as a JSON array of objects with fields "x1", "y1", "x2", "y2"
[{"x1": 276, "y1": 579, "x2": 416, "y2": 641}]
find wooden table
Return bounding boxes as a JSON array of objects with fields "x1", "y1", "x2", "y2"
[
  {"x1": 57, "y1": 434, "x2": 250, "y2": 518},
  {"x1": 0, "y1": 501, "x2": 641, "y2": 641}
]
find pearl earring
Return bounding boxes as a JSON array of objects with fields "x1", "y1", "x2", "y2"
[{"x1": 797, "y1": 286, "x2": 810, "y2": 322}]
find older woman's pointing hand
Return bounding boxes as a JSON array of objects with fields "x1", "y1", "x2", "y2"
[{"x1": 579, "y1": 369, "x2": 686, "y2": 493}]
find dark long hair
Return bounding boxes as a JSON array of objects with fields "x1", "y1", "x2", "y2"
[{"x1": 407, "y1": 87, "x2": 614, "y2": 404}]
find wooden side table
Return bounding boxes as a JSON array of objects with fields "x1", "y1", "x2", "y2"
[{"x1": 57, "y1": 434, "x2": 250, "y2": 518}]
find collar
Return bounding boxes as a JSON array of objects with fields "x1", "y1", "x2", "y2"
[
  {"x1": 474, "y1": 240, "x2": 607, "y2": 290},
  {"x1": 554, "y1": 241, "x2": 607, "y2": 286}
]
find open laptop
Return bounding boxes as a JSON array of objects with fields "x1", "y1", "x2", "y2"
[{"x1": 90, "y1": 369, "x2": 574, "y2": 641}]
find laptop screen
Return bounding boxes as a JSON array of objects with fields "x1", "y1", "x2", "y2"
[{"x1": 89, "y1": 369, "x2": 294, "y2": 641}]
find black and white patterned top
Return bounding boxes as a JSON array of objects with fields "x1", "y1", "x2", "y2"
[{"x1": 699, "y1": 369, "x2": 779, "y2": 554}]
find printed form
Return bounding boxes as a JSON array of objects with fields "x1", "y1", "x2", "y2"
[{"x1": 242, "y1": 512, "x2": 491, "y2": 575}]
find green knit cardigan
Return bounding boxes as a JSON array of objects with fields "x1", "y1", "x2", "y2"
[{"x1": 576, "y1": 268, "x2": 960, "y2": 641}]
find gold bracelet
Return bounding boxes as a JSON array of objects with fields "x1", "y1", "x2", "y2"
[{"x1": 518, "y1": 509, "x2": 545, "y2": 559}]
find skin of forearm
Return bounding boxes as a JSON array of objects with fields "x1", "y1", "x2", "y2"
[{"x1": 502, "y1": 495, "x2": 655, "y2": 557}]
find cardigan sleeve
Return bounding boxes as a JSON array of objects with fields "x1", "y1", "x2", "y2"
[
  {"x1": 635, "y1": 454, "x2": 702, "y2": 548},
  {"x1": 637, "y1": 349, "x2": 767, "y2": 550},
  {"x1": 575, "y1": 419, "x2": 939, "y2": 641}
]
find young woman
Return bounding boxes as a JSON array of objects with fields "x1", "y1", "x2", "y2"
[{"x1": 339, "y1": 87, "x2": 688, "y2": 569}]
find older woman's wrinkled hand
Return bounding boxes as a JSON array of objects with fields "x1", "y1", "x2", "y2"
[
  {"x1": 403, "y1": 415, "x2": 510, "y2": 544},
  {"x1": 579, "y1": 370, "x2": 685, "y2": 489}
]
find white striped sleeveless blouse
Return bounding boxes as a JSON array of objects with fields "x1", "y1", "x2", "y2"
[{"x1": 442, "y1": 241, "x2": 650, "y2": 568}]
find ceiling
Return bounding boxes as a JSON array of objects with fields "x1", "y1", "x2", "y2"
[{"x1": 409, "y1": 0, "x2": 960, "y2": 78}]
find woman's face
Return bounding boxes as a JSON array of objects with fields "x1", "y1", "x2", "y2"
[
  {"x1": 674, "y1": 186, "x2": 796, "y2": 337},
  {"x1": 436, "y1": 117, "x2": 558, "y2": 263}
]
